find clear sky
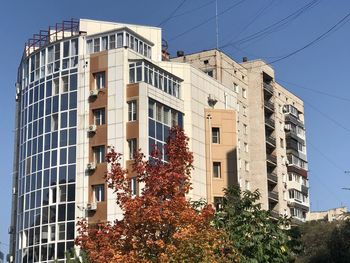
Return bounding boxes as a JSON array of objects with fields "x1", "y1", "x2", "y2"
[{"x1": 1, "y1": 0, "x2": 350, "y2": 254}]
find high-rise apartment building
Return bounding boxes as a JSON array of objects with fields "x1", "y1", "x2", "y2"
[
  {"x1": 9, "y1": 19, "x2": 309, "y2": 262},
  {"x1": 172, "y1": 51, "x2": 309, "y2": 221}
]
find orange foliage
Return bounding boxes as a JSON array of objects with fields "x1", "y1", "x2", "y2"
[{"x1": 76, "y1": 127, "x2": 238, "y2": 262}]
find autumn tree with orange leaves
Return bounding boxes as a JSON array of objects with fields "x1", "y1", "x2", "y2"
[{"x1": 76, "y1": 127, "x2": 238, "y2": 263}]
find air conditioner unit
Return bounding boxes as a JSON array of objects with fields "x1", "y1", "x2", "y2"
[
  {"x1": 86, "y1": 162, "x2": 96, "y2": 171},
  {"x1": 89, "y1": 89, "x2": 99, "y2": 97},
  {"x1": 208, "y1": 94, "x2": 218, "y2": 107},
  {"x1": 87, "y1": 202, "x2": 97, "y2": 211},
  {"x1": 87, "y1": 125, "x2": 97, "y2": 133}
]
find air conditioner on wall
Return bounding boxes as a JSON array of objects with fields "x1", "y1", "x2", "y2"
[
  {"x1": 89, "y1": 89, "x2": 99, "y2": 97},
  {"x1": 87, "y1": 125, "x2": 97, "y2": 133},
  {"x1": 87, "y1": 202, "x2": 97, "y2": 211},
  {"x1": 87, "y1": 162, "x2": 96, "y2": 171}
]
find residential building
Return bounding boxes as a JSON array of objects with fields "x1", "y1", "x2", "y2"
[
  {"x1": 172, "y1": 51, "x2": 310, "y2": 222},
  {"x1": 9, "y1": 19, "x2": 309, "y2": 262},
  {"x1": 307, "y1": 206, "x2": 349, "y2": 222}
]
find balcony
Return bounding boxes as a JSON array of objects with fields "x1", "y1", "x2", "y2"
[
  {"x1": 285, "y1": 114, "x2": 304, "y2": 128},
  {"x1": 266, "y1": 135, "x2": 276, "y2": 147},
  {"x1": 301, "y1": 185, "x2": 309, "y2": 195},
  {"x1": 287, "y1": 201, "x2": 309, "y2": 211},
  {"x1": 268, "y1": 190, "x2": 279, "y2": 201},
  {"x1": 267, "y1": 154, "x2": 277, "y2": 166},
  {"x1": 287, "y1": 165, "x2": 308, "y2": 178},
  {"x1": 264, "y1": 100, "x2": 275, "y2": 112},
  {"x1": 267, "y1": 172, "x2": 278, "y2": 184},
  {"x1": 265, "y1": 116, "x2": 275, "y2": 129},
  {"x1": 270, "y1": 209, "x2": 280, "y2": 219},
  {"x1": 263, "y1": 82, "x2": 274, "y2": 94}
]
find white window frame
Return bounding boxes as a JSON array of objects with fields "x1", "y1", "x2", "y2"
[
  {"x1": 127, "y1": 100, "x2": 137, "y2": 121},
  {"x1": 93, "y1": 184, "x2": 105, "y2": 202}
]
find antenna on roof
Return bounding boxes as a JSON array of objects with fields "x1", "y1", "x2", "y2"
[{"x1": 215, "y1": 0, "x2": 219, "y2": 50}]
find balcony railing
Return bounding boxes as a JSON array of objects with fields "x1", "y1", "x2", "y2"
[
  {"x1": 267, "y1": 172, "x2": 278, "y2": 184},
  {"x1": 264, "y1": 100, "x2": 275, "y2": 112},
  {"x1": 267, "y1": 154, "x2": 277, "y2": 165},
  {"x1": 285, "y1": 114, "x2": 304, "y2": 128},
  {"x1": 265, "y1": 117, "x2": 275, "y2": 129},
  {"x1": 268, "y1": 190, "x2": 279, "y2": 201},
  {"x1": 266, "y1": 135, "x2": 276, "y2": 147},
  {"x1": 263, "y1": 82, "x2": 274, "y2": 94}
]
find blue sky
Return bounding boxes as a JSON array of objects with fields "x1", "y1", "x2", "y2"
[{"x1": 1, "y1": 0, "x2": 350, "y2": 253}]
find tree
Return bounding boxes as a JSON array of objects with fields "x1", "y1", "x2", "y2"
[
  {"x1": 214, "y1": 186, "x2": 292, "y2": 263},
  {"x1": 76, "y1": 127, "x2": 237, "y2": 263},
  {"x1": 295, "y1": 219, "x2": 350, "y2": 263}
]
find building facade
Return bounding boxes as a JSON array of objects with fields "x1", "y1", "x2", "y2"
[
  {"x1": 10, "y1": 19, "x2": 308, "y2": 262},
  {"x1": 172, "y1": 51, "x2": 310, "y2": 221}
]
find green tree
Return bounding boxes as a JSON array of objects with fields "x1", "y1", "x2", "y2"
[
  {"x1": 214, "y1": 186, "x2": 292, "y2": 263},
  {"x1": 295, "y1": 219, "x2": 350, "y2": 263}
]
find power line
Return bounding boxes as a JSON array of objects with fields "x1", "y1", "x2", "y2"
[
  {"x1": 222, "y1": 0, "x2": 277, "y2": 45},
  {"x1": 265, "y1": 10, "x2": 350, "y2": 65},
  {"x1": 171, "y1": 0, "x2": 216, "y2": 20},
  {"x1": 158, "y1": 0, "x2": 188, "y2": 27},
  {"x1": 304, "y1": 99, "x2": 350, "y2": 134},
  {"x1": 221, "y1": 0, "x2": 321, "y2": 49},
  {"x1": 308, "y1": 141, "x2": 345, "y2": 173},
  {"x1": 168, "y1": 0, "x2": 248, "y2": 42},
  {"x1": 277, "y1": 79, "x2": 350, "y2": 103}
]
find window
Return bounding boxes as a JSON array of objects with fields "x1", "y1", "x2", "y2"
[
  {"x1": 93, "y1": 184, "x2": 105, "y2": 202},
  {"x1": 242, "y1": 88, "x2": 247, "y2": 98},
  {"x1": 128, "y1": 138, "x2": 137, "y2": 159},
  {"x1": 94, "y1": 38, "x2": 100, "y2": 52},
  {"x1": 245, "y1": 161, "x2": 249, "y2": 171},
  {"x1": 109, "y1": 34, "x2": 116, "y2": 49},
  {"x1": 128, "y1": 100, "x2": 137, "y2": 121},
  {"x1": 213, "y1": 162, "x2": 221, "y2": 178},
  {"x1": 94, "y1": 72, "x2": 105, "y2": 89},
  {"x1": 58, "y1": 223, "x2": 65, "y2": 240},
  {"x1": 53, "y1": 78, "x2": 59, "y2": 95},
  {"x1": 244, "y1": 142, "x2": 248, "y2": 152},
  {"x1": 101, "y1": 36, "x2": 108, "y2": 51},
  {"x1": 93, "y1": 145, "x2": 105, "y2": 163},
  {"x1": 243, "y1": 124, "x2": 248, "y2": 135},
  {"x1": 233, "y1": 83, "x2": 239, "y2": 93},
  {"x1": 51, "y1": 114, "x2": 58, "y2": 131},
  {"x1": 243, "y1": 106, "x2": 247, "y2": 116},
  {"x1": 214, "y1": 197, "x2": 223, "y2": 210},
  {"x1": 93, "y1": 108, "x2": 106, "y2": 125},
  {"x1": 62, "y1": 76, "x2": 69, "y2": 92},
  {"x1": 280, "y1": 138, "x2": 284, "y2": 148},
  {"x1": 131, "y1": 177, "x2": 137, "y2": 196},
  {"x1": 205, "y1": 70, "x2": 213, "y2": 77},
  {"x1": 59, "y1": 185, "x2": 66, "y2": 203},
  {"x1": 212, "y1": 127, "x2": 220, "y2": 144},
  {"x1": 49, "y1": 224, "x2": 56, "y2": 242}
]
